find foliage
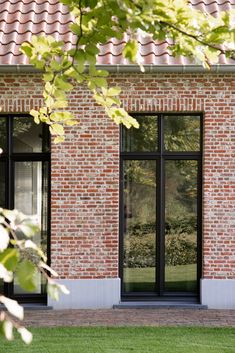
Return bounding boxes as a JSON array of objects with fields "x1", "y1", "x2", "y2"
[
  {"x1": 124, "y1": 217, "x2": 197, "y2": 268},
  {"x1": 0, "y1": 209, "x2": 69, "y2": 344},
  {"x1": 124, "y1": 232, "x2": 155, "y2": 268},
  {"x1": 20, "y1": 0, "x2": 235, "y2": 142},
  {"x1": 165, "y1": 232, "x2": 196, "y2": 266}
]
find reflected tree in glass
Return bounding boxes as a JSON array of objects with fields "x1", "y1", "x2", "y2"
[
  {"x1": 164, "y1": 115, "x2": 200, "y2": 151},
  {"x1": 122, "y1": 116, "x2": 158, "y2": 152},
  {"x1": 13, "y1": 116, "x2": 49, "y2": 153},
  {"x1": 165, "y1": 160, "x2": 198, "y2": 292},
  {"x1": 123, "y1": 160, "x2": 156, "y2": 292}
]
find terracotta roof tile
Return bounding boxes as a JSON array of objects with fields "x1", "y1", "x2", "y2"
[{"x1": 0, "y1": 0, "x2": 234, "y2": 66}]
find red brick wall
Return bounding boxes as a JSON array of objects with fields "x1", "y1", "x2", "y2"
[{"x1": 0, "y1": 72, "x2": 234, "y2": 280}]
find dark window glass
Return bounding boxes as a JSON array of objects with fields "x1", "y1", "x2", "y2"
[
  {"x1": 123, "y1": 160, "x2": 156, "y2": 292},
  {"x1": 0, "y1": 163, "x2": 5, "y2": 207},
  {"x1": 164, "y1": 115, "x2": 200, "y2": 151},
  {"x1": 13, "y1": 117, "x2": 49, "y2": 153},
  {"x1": 0, "y1": 117, "x2": 7, "y2": 153},
  {"x1": 165, "y1": 160, "x2": 198, "y2": 292},
  {"x1": 122, "y1": 116, "x2": 158, "y2": 152},
  {"x1": 14, "y1": 161, "x2": 48, "y2": 295}
]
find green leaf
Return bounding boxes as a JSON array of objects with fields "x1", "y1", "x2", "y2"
[
  {"x1": 92, "y1": 77, "x2": 107, "y2": 88},
  {"x1": 0, "y1": 249, "x2": 19, "y2": 271},
  {"x1": 20, "y1": 43, "x2": 33, "y2": 57},
  {"x1": 70, "y1": 23, "x2": 82, "y2": 36},
  {"x1": 1, "y1": 321, "x2": 14, "y2": 341},
  {"x1": 0, "y1": 225, "x2": 9, "y2": 252},
  {"x1": 106, "y1": 97, "x2": 120, "y2": 107},
  {"x1": 64, "y1": 119, "x2": 77, "y2": 126},
  {"x1": 87, "y1": 80, "x2": 96, "y2": 90},
  {"x1": 96, "y1": 70, "x2": 109, "y2": 77},
  {"x1": 86, "y1": 43, "x2": 99, "y2": 56},
  {"x1": 107, "y1": 87, "x2": 121, "y2": 96},
  {"x1": 17, "y1": 218, "x2": 40, "y2": 238},
  {"x1": 43, "y1": 72, "x2": 54, "y2": 82},
  {"x1": 0, "y1": 264, "x2": 13, "y2": 282},
  {"x1": 54, "y1": 136, "x2": 65, "y2": 144},
  {"x1": 51, "y1": 100, "x2": 68, "y2": 109},
  {"x1": 123, "y1": 40, "x2": 138, "y2": 63},
  {"x1": 50, "y1": 60, "x2": 62, "y2": 71},
  {"x1": 15, "y1": 260, "x2": 37, "y2": 292},
  {"x1": 2, "y1": 209, "x2": 17, "y2": 223},
  {"x1": 74, "y1": 49, "x2": 86, "y2": 73},
  {"x1": 54, "y1": 77, "x2": 73, "y2": 91},
  {"x1": 0, "y1": 296, "x2": 24, "y2": 320},
  {"x1": 17, "y1": 327, "x2": 33, "y2": 345},
  {"x1": 30, "y1": 109, "x2": 40, "y2": 124},
  {"x1": 47, "y1": 282, "x2": 59, "y2": 301},
  {"x1": 49, "y1": 124, "x2": 65, "y2": 136},
  {"x1": 47, "y1": 280, "x2": 70, "y2": 301}
]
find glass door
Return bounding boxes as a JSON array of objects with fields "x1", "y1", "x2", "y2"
[{"x1": 121, "y1": 114, "x2": 202, "y2": 299}]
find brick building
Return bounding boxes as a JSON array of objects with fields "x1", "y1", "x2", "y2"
[{"x1": 0, "y1": 0, "x2": 234, "y2": 309}]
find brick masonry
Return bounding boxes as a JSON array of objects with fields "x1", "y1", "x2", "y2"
[{"x1": 0, "y1": 72, "x2": 234, "y2": 282}]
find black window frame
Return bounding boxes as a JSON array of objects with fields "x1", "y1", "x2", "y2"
[
  {"x1": 119, "y1": 112, "x2": 203, "y2": 301},
  {"x1": 0, "y1": 114, "x2": 51, "y2": 304}
]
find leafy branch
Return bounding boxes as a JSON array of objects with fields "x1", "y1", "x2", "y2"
[
  {"x1": 19, "y1": 0, "x2": 235, "y2": 142},
  {"x1": 0, "y1": 209, "x2": 69, "y2": 344}
]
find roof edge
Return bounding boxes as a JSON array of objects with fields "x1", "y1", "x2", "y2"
[{"x1": 0, "y1": 64, "x2": 235, "y2": 73}]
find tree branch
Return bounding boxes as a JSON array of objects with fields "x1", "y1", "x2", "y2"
[{"x1": 160, "y1": 20, "x2": 235, "y2": 61}]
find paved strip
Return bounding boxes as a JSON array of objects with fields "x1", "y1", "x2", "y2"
[{"x1": 23, "y1": 309, "x2": 235, "y2": 327}]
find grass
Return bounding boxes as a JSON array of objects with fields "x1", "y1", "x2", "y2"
[
  {"x1": 124, "y1": 264, "x2": 197, "y2": 292},
  {"x1": 1, "y1": 327, "x2": 235, "y2": 353}
]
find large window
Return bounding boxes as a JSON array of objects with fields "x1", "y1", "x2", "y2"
[
  {"x1": 120, "y1": 114, "x2": 202, "y2": 299},
  {"x1": 0, "y1": 115, "x2": 50, "y2": 303}
]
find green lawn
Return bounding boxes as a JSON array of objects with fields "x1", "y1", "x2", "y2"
[
  {"x1": 124, "y1": 264, "x2": 197, "y2": 292},
  {"x1": 1, "y1": 327, "x2": 235, "y2": 353}
]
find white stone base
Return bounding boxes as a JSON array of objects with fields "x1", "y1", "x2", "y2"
[
  {"x1": 48, "y1": 278, "x2": 120, "y2": 309},
  {"x1": 201, "y1": 279, "x2": 235, "y2": 309}
]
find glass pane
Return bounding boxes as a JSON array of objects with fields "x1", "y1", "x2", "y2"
[
  {"x1": 14, "y1": 161, "x2": 48, "y2": 294},
  {"x1": 123, "y1": 160, "x2": 156, "y2": 292},
  {"x1": 13, "y1": 117, "x2": 49, "y2": 153},
  {"x1": 0, "y1": 117, "x2": 7, "y2": 153},
  {"x1": 164, "y1": 115, "x2": 200, "y2": 151},
  {"x1": 165, "y1": 160, "x2": 198, "y2": 292},
  {"x1": 122, "y1": 116, "x2": 158, "y2": 152},
  {"x1": 0, "y1": 163, "x2": 5, "y2": 207}
]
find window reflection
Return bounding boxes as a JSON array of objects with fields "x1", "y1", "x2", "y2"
[
  {"x1": 165, "y1": 160, "x2": 198, "y2": 292},
  {"x1": 13, "y1": 117, "x2": 48, "y2": 153},
  {"x1": 123, "y1": 160, "x2": 156, "y2": 292},
  {"x1": 14, "y1": 161, "x2": 48, "y2": 294},
  {"x1": 122, "y1": 116, "x2": 158, "y2": 152},
  {"x1": 164, "y1": 115, "x2": 200, "y2": 151}
]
